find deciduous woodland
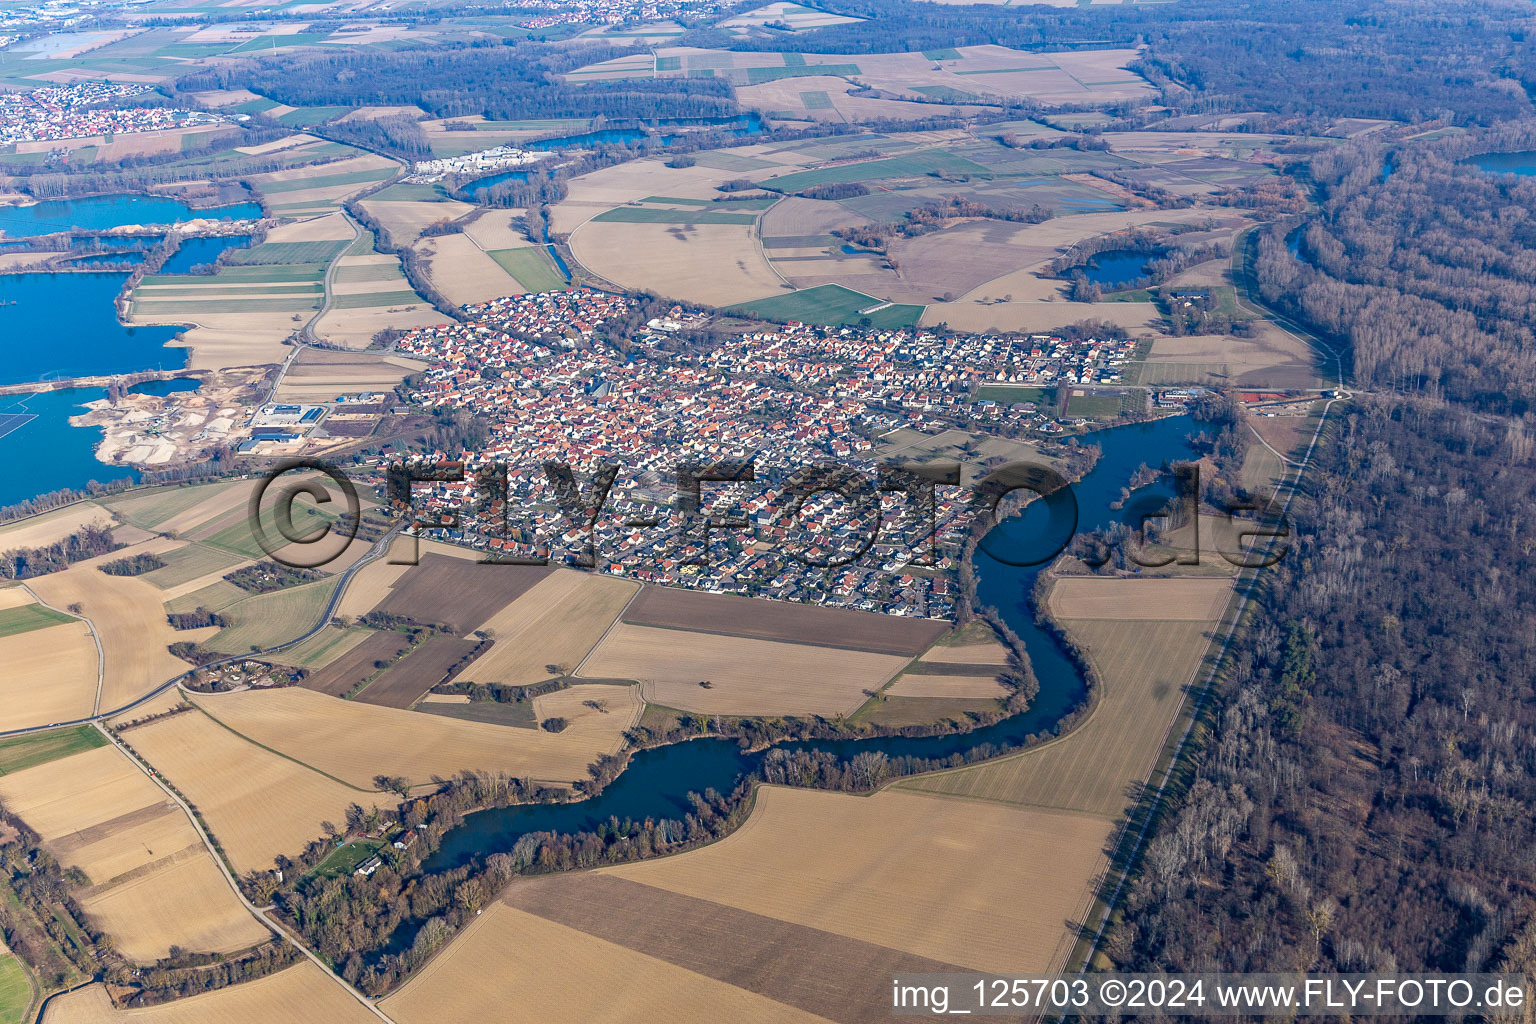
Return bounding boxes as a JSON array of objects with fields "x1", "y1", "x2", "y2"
[{"x1": 1110, "y1": 399, "x2": 1536, "y2": 976}]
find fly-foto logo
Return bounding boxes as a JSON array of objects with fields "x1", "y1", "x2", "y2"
[{"x1": 248, "y1": 458, "x2": 1290, "y2": 574}]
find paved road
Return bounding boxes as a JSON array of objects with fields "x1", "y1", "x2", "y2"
[{"x1": 0, "y1": 521, "x2": 403, "y2": 740}]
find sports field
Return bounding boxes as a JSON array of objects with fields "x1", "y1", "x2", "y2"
[{"x1": 463, "y1": 569, "x2": 638, "y2": 686}]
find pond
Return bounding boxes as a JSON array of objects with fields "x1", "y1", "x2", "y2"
[
  {"x1": 1462, "y1": 150, "x2": 1536, "y2": 178},
  {"x1": 424, "y1": 414, "x2": 1205, "y2": 872},
  {"x1": 1081, "y1": 249, "x2": 1156, "y2": 289},
  {"x1": 160, "y1": 234, "x2": 253, "y2": 274}
]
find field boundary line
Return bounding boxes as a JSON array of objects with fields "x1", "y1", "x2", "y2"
[
  {"x1": 20, "y1": 581, "x2": 104, "y2": 715},
  {"x1": 181, "y1": 695, "x2": 381, "y2": 794},
  {"x1": 571, "y1": 583, "x2": 645, "y2": 677},
  {"x1": 97, "y1": 721, "x2": 398, "y2": 1023}
]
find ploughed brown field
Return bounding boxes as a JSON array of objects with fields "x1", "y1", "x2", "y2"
[
  {"x1": 623, "y1": 585, "x2": 946, "y2": 655},
  {"x1": 354, "y1": 635, "x2": 480, "y2": 708},
  {"x1": 301, "y1": 631, "x2": 412, "y2": 697},
  {"x1": 372, "y1": 555, "x2": 552, "y2": 634}
]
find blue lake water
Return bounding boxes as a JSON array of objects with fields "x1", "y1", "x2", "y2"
[
  {"x1": 525, "y1": 114, "x2": 766, "y2": 152},
  {"x1": 0, "y1": 388, "x2": 135, "y2": 507},
  {"x1": 0, "y1": 272, "x2": 183, "y2": 384},
  {"x1": 161, "y1": 234, "x2": 252, "y2": 274},
  {"x1": 64, "y1": 252, "x2": 149, "y2": 267},
  {"x1": 425, "y1": 414, "x2": 1203, "y2": 871},
  {"x1": 0, "y1": 195, "x2": 260, "y2": 239},
  {"x1": 1083, "y1": 249, "x2": 1154, "y2": 289},
  {"x1": 1464, "y1": 150, "x2": 1536, "y2": 177}
]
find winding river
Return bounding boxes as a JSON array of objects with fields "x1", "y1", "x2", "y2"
[{"x1": 426, "y1": 414, "x2": 1203, "y2": 869}]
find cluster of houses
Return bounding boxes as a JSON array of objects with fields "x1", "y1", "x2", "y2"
[
  {"x1": 506, "y1": 0, "x2": 726, "y2": 29},
  {"x1": 407, "y1": 145, "x2": 548, "y2": 184},
  {"x1": 384, "y1": 290, "x2": 1142, "y2": 619},
  {"x1": 0, "y1": 82, "x2": 222, "y2": 145}
]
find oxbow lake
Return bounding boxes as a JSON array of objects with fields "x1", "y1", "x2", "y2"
[{"x1": 424, "y1": 414, "x2": 1206, "y2": 872}]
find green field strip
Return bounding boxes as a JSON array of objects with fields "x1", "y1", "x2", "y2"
[
  {"x1": 257, "y1": 169, "x2": 392, "y2": 194},
  {"x1": 135, "y1": 297, "x2": 321, "y2": 314},
  {"x1": 800, "y1": 90, "x2": 834, "y2": 110},
  {"x1": 728, "y1": 284, "x2": 923, "y2": 330},
  {"x1": 640, "y1": 195, "x2": 714, "y2": 206},
  {"x1": 762, "y1": 234, "x2": 840, "y2": 249},
  {"x1": 274, "y1": 106, "x2": 352, "y2": 127},
  {"x1": 488, "y1": 247, "x2": 567, "y2": 292},
  {"x1": 135, "y1": 283, "x2": 323, "y2": 297},
  {"x1": 0, "y1": 727, "x2": 106, "y2": 776},
  {"x1": 202, "y1": 577, "x2": 343, "y2": 655},
  {"x1": 656, "y1": 56, "x2": 681, "y2": 71},
  {"x1": 331, "y1": 290, "x2": 426, "y2": 309},
  {"x1": 367, "y1": 183, "x2": 451, "y2": 201},
  {"x1": 227, "y1": 241, "x2": 351, "y2": 265},
  {"x1": 333, "y1": 265, "x2": 409, "y2": 284},
  {"x1": 225, "y1": 33, "x2": 331, "y2": 53},
  {"x1": 0, "y1": 952, "x2": 34, "y2": 1024},
  {"x1": 743, "y1": 63, "x2": 860, "y2": 85},
  {"x1": 140, "y1": 543, "x2": 248, "y2": 589},
  {"x1": 757, "y1": 149, "x2": 993, "y2": 191},
  {"x1": 0, "y1": 603, "x2": 74, "y2": 638}
]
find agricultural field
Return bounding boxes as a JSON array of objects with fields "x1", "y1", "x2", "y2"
[
  {"x1": 0, "y1": 727, "x2": 105, "y2": 776},
  {"x1": 596, "y1": 786, "x2": 1110, "y2": 976},
  {"x1": 413, "y1": 233, "x2": 523, "y2": 307},
  {"x1": 313, "y1": 241, "x2": 438, "y2": 350},
  {"x1": 728, "y1": 283, "x2": 923, "y2": 329},
  {"x1": 373, "y1": 555, "x2": 552, "y2": 635},
  {"x1": 354, "y1": 635, "x2": 478, "y2": 708},
  {"x1": 0, "y1": 617, "x2": 98, "y2": 732},
  {"x1": 0, "y1": 601, "x2": 73, "y2": 637},
  {"x1": 269, "y1": 625, "x2": 370, "y2": 671},
  {"x1": 0, "y1": 743, "x2": 265, "y2": 962},
  {"x1": 0, "y1": 502, "x2": 112, "y2": 553},
  {"x1": 25, "y1": 542, "x2": 213, "y2": 711},
  {"x1": 461, "y1": 569, "x2": 639, "y2": 686},
  {"x1": 42, "y1": 962, "x2": 377, "y2": 1024},
  {"x1": 127, "y1": 216, "x2": 360, "y2": 372},
  {"x1": 579, "y1": 623, "x2": 910, "y2": 717},
  {"x1": 76, "y1": 850, "x2": 269, "y2": 963},
  {"x1": 202, "y1": 578, "x2": 341, "y2": 656},
  {"x1": 301, "y1": 630, "x2": 413, "y2": 698},
  {"x1": 102, "y1": 479, "x2": 248, "y2": 534},
  {"x1": 568, "y1": 46, "x2": 1153, "y2": 107},
  {"x1": 247, "y1": 154, "x2": 395, "y2": 218},
  {"x1": 898, "y1": 576, "x2": 1231, "y2": 818},
  {"x1": 485, "y1": 246, "x2": 567, "y2": 293},
  {"x1": 136, "y1": 543, "x2": 246, "y2": 590},
  {"x1": 884, "y1": 667, "x2": 1006, "y2": 699},
  {"x1": 381, "y1": 901, "x2": 826, "y2": 1024},
  {"x1": 125, "y1": 705, "x2": 380, "y2": 873},
  {"x1": 0, "y1": 952, "x2": 31, "y2": 1024},
  {"x1": 188, "y1": 685, "x2": 639, "y2": 790},
  {"x1": 270, "y1": 347, "x2": 430, "y2": 404},
  {"x1": 622, "y1": 585, "x2": 946, "y2": 654}
]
